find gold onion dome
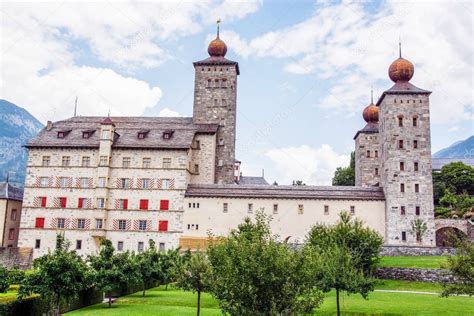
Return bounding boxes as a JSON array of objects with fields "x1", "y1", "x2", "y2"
[
  {"x1": 388, "y1": 40, "x2": 414, "y2": 82},
  {"x1": 208, "y1": 20, "x2": 227, "y2": 57},
  {"x1": 362, "y1": 88, "x2": 378, "y2": 123}
]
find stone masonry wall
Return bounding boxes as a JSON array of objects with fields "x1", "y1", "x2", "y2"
[
  {"x1": 375, "y1": 267, "x2": 453, "y2": 283},
  {"x1": 379, "y1": 93, "x2": 435, "y2": 246},
  {"x1": 192, "y1": 64, "x2": 238, "y2": 184},
  {"x1": 0, "y1": 247, "x2": 33, "y2": 269},
  {"x1": 355, "y1": 131, "x2": 381, "y2": 186}
]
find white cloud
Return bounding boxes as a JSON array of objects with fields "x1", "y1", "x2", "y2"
[
  {"x1": 266, "y1": 144, "x2": 349, "y2": 185},
  {"x1": 227, "y1": 1, "x2": 473, "y2": 124},
  {"x1": 158, "y1": 108, "x2": 182, "y2": 117}
]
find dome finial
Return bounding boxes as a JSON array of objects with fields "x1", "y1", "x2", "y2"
[
  {"x1": 208, "y1": 19, "x2": 227, "y2": 57},
  {"x1": 370, "y1": 85, "x2": 374, "y2": 104},
  {"x1": 216, "y1": 19, "x2": 221, "y2": 38},
  {"x1": 399, "y1": 36, "x2": 402, "y2": 58}
]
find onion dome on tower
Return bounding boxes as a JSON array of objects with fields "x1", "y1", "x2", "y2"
[
  {"x1": 207, "y1": 20, "x2": 227, "y2": 57},
  {"x1": 362, "y1": 88, "x2": 379, "y2": 123},
  {"x1": 388, "y1": 40, "x2": 414, "y2": 82}
]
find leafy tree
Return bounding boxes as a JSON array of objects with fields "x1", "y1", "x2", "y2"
[
  {"x1": 0, "y1": 266, "x2": 9, "y2": 293},
  {"x1": 8, "y1": 266, "x2": 26, "y2": 284},
  {"x1": 332, "y1": 152, "x2": 355, "y2": 186},
  {"x1": 292, "y1": 180, "x2": 306, "y2": 186},
  {"x1": 306, "y1": 212, "x2": 383, "y2": 315},
  {"x1": 439, "y1": 162, "x2": 474, "y2": 195},
  {"x1": 410, "y1": 219, "x2": 428, "y2": 243},
  {"x1": 136, "y1": 240, "x2": 162, "y2": 296},
  {"x1": 207, "y1": 211, "x2": 323, "y2": 315},
  {"x1": 175, "y1": 251, "x2": 212, "y2": 316},
  {"x1": 441, "y1": 237, "x2": 474, "y2": 297},
  {"x1": 88, "y1": 238, "x2": 139, "y2": 308},
  {"x1": 18, "y1": 234, "x2": 92, "y2": 315},
  {"x1": 160, "y1": 248, "x2": 181, "y2": 290}
]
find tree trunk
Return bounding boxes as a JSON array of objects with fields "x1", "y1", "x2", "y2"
[
  {"x1": 197, "y1": 290, "x2": 201, "y2": 316},
  {"x1": 143, "y1": 282, "x2": 146, "y2": 297},
  {"x1": 336, "y1": 288, "x2": 340, "y2": 316},
  {"x1": 108, "y1": 291, "x2": 112, "y2": 308},
  {"x1": 165, "y1": 283, "x2": 168, "y2": 291}
]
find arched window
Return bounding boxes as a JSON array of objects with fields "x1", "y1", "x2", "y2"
[{"x1": 366, "y1": 150, "x2": 370, "y2": 158}]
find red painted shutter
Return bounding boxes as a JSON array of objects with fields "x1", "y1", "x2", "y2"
[
  {"x1": 123, "y1": 199, "x2": 128, "y2": 210},
  {"x1": 160, "y1": 200, "x2": 169, "y2": 211},
  {"x1": 139, "y1": 199, "x2": 148, "y2": 210},
  {"x1": 35, "y1": 217, "x2": 45, "y2": 228},
  {"x1": 78, "y1": 198, "x2": 83, "y2": 208},
  {"x1": 60, "y1": 197, "x2": 67, "y2": 208},
  {"x1": 41, "y1": 197, "x2": 47, "y2": 207},
  {"x1": 159, "y1": 220, "x2": 168, "y2": 231}
]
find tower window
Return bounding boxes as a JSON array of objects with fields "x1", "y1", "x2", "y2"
[
  {"x1": 415, "y1": 184, "x2": 419, "y2": 193},
  {"x1": 400, "y1": 162, "x2": 405, "y2": 171},
  {"x1": 214, "y1": 99, "x2": 218, "y2": 106},
  {"x1": 401, "y1": 231, "x2": 407, "y2": 241},
  {"x1": 207, "y1": 79, "x2": 211, "y2": 87},
  {"x1": 413, "y1": 117, "x2": 418, "y2": 127},
  {"x1": 375, "y1": 168, "x2": 379, "y2": 175},
  {"x1": 400, "y1": 183, "x2": 405, "y2": 193},
  {"x1": 415, "y1": 206, "x2": 420, "y2": 216},
  {"x1": 413, "y1": 140, "x2": 418, "y2": 149},
  {"x1": 366, "y1": 150, "x2": 370, "y2": 158},
  {"x1": 214, "y1": 79, "x2": 219, "y2": 87},
  {"x1": 222, "y1": 79, "x2": 227, "y2": 88},
  {"x1": 163, "y1": 131, "x2": 174, "y2": 139},
  {"x1": 414, "y1": 162, "x2": 419, "y2": 171},
  {"x1": 398, "y1": 140, "x2": 404, "y2": 149},
  {"x1": 401, "y1": 206, "x2": 406, "y2": 215},
  {"x1": 374, "y1": 150, "x2": 378, "y2": 158},
  {"x1": 398, "y1": 116, "x2": 403, "y2": 127}
]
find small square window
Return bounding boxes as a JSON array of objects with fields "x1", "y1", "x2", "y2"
[
  {"x1": 98, "y1": 177, "x2": 107, "y2": 187},
  {"x1": 324, "y1": 205, "x2": 329, "y2": 215},
  {"x1": 77, "y1": 219, "x2": 86, "y2": 229},
  {"x1": 96, "y1": 198, "x2": 105, "y2": 208},
  {"x1": 159, "y1": 243, "x2": 165, "y2": 251},
  {"x1": 141, "y1": 178, "x2": 150, "y2": 189},
  {"x1": 42, "y1": 156, "x2": 50, "y2": 166},
  {"x1": 350, "y1": 206, "x2": 355, "y2": 215},
  {"x1": 138, "y1": 220, "x2": 147, "y2": 231},
  {"x1": 142, "y1": 158, "x2": 151, "y2": 168},
  {"x1": 35, "y1": 239, "x2": 41, "y2": 249},
  {"x1": 80, "y1": 177, "x2": 89, "y2": 188},
  {"x1": 118, "y1": 220, "x2": 127, "y2": 230},
  {"x1": 163, "y1": 158, "x2": 172, "y2": 168},
  {"x1": 99, "y1": 156, "x2": 108, "y2": 166},
  {"x1": 59, "y1": 177, "x2": 70, "y2": 188},
  {"x1": 401, "y1": 231, "x2": 407, "y2": 241},
  {"x1": 273, "y1": 204, "x2": 278, "y2": 214},
  {"x1": 248, "y1": 203, "x2": 253, "y2": 214},
  {"x1": 138, "y1": 242, "x2": 144, "y2": 252},
  {"x1": 401, "y1": 206, "x2": 406, "y2": 215},
  {"x1": 117, "y1": 241, "x2": 124, "y2": 251},
  {"x1": 298, "y1": 204, "x2": 304, "y2": 214},
  {"x1": 122, "y1": 157, "x2": 131, "y2": 168},
  {"x1": 82, "y1": 156, "x2": 90, "y2": 167},
  {"x1": 223, "y1": 203, "x2": 228, "y2": 213},
  {"x1": 40, "y1": 177, "x2": 49, "y2": 187},
  {"x1": 57, "y1": 218, "x2": 65, "y2": 229},
  {"x1": 95, "y1": 219, "x2": 103, "y2": 229},
  {"x1": 62, "y1": 156, "x2": 70, "y2": 167},
  {"x1": 76, "y1": 240, "x2": 82, "y2": 250}
]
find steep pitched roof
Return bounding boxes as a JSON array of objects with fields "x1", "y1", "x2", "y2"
[
  {"x1": 27, "y1": 116, "x2": 218, "y2": 150},
  {"x1": 193, "y1": 56, "x2": 240, "y2": 75},
  {"x1": 0, "y1": 183, "x2": 24, "y2": 201},
  {"x1": 238, "y1": 176, "x2": 268, "y2": 185},
  {"x1": 186, "y1": 184, "x2": 385, "y2": 200},
  {"x1": 376, "y1": 81, "x2": 431, "y2": 106},
  {"x1": 353, "y1": 122, "x2": 379, "y2": 140}
]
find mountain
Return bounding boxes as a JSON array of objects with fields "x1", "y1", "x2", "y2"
[
  {"x1": 0, "y1": 100, "x2": 43, "y2": 186},
  {"x1": 433, "y1": 136, "x2": 474, "y2": 159}
]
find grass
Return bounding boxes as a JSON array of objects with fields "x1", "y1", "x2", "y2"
[
  {"x1": 67, "y1": 282, "x2": 473, "y2": 316},
  {"x1": 379, "y1": 256, "x2": 448, "y2": 269}
]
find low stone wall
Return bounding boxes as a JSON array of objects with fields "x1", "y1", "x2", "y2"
[
  {"x1": 0, "y1": 247, "x2": 33, "y2": 269},
  {"x1": 376, "y1": 267, "x2": 453, "y2": 283},
  {"x1": 381, "y1": 245, "x2": 456, "y2": 256}
]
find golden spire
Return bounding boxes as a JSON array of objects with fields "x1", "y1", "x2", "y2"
[
  {"x1": 371, "y1": 85, "x2": 374, "y2": 104},
  {"x1": 216, "y1": 19, "x2": 221, "y2": 38}
]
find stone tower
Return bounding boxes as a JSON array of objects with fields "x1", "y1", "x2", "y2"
[
  {"x1": 193, "y1": 24, "x2": 239, "y2": 184},
  {"x1": 354, "y1": 90, "x2": 381, "y2": 187},
  {"x1": 378, "y1": 46, "x2": 435, "y2": 246}
]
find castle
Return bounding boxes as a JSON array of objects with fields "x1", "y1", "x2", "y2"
[{"x1": 17, "y1": 29, "x2": 435, "y2": 258}]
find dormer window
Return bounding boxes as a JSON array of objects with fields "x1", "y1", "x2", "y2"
[
  {"x1": 163, "y1": 131, "x2": 174, "y2": 139},
  {"x1": 82, "y1": 130, "x2": 95, "y2": 138},
  {"x1": 57, "y1": 130, "x2": 71, "y2": 138},
  {"x1": 138, "y1": 130, "x2": 149, "y2": 139}
]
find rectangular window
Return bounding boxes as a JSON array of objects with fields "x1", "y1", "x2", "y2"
[
  {"x1": 98, "y1": 177, "x2": 107, "y2": 187},
  {"x1": 159, "y1": 220, "x2": 169, "y2": 232},
  {"x1": 223, "y1": 203, "x2": 228, "y2": 213},
  {"x1": 374, "y1": 150, "x2": 378, "y2": 158},
  {"x1": 375, "y1": 168, "x2": 379, "y2": 176},
  {"x1": 298, "y1": 204, "x2": 304, "y2": 214},
  {"x1": 415, "y1": 206, "x2": 421, "y2": 216},
  {"x1": 80, "y1": 177, "x2": 89, "y2": 188},
  {"x1": 118, "y1": 220, "x2": 127, "y2": 230},
  {"x1": 350, "y1": 206, "x2": 355, "y2": 215},
  {"x1": 141, "y1": 178, "x2": 150, "y2": 189},
  {"x1": 194, "y1": 164, "x2": 199, "y2": 174},
  {"x1": 162, "y1": 158, "x2": 171, "y2": 168},
  {"x1": 119, "y1": 199, "x2": 128, "y2": 210},
  {"x1": 101, "y1": 130, "x2": 110, "y2": 139},
  {"x1": 59, "y1": 177, "x2": 69, "y2": 188},
  {"x1": 413, "y1": 117, "x2": 418, "y2": 127},
  {"x1": 415, "y1": 184, "x2": 419, "y2": 193},
  {"x1": 139, "y1": 199, "x2": 149, "y2": 210},
  {"x1": 324, "y1": 205, "x2": 329, "y2": 215},
  {"x1": 96, "y1": 198, "x2": 105, "y2": 208},
  {"x1": 142, "y1": 158, "x2": 151, "y2": 168},
  {"x1": 117, "y1": 241, "x2": 124, "y2": 251},
  {"x1": 40, "y1": 197, "x2": 47, "y2": 208},
  {"x1": 398, "y1": 116, "x2": 403, "y2": 127},
  {"x1": 59, "y1": 197, "x2": 67, "y2": 208},
  {"x1": 273, "y1": 204, "x2": 278, "y2": 214},
  {"x1": 40, "y1": 177, "x2": 49, "y2": 187},
  {"x1": 62, "y1": 156, "x2": 70, "y2": 166},
  {"x1": 160, "y1": 200, "x2": 169, "y2": 211},
  {"x1": 99, "y1": 156, "x2": 108, "y2": 166},
  {"x1": 122, "y1": 157, "x2": 131, "y2": 168},
  {"x1": 162, "y1": 179, "x2": 170, "y2": 190},
  {"x1": 82, "y1": 156, "x2": 90, "y2": 167},
  {"x1": 35, "y1": 239, "x2": 41, "y2": 249},
  {"x1": 400, "y1": 183, "x2": 405, "y2": 193},
  {"x1": 401, "y1": 231, "x2": 407, "y2": 241},
  {"x1": 398, "y1": 140, "x2": 404, "y2": 149},
  {"x1": 401, "y1": 206, "x2": 406, "y2": 215},
  {"x1": 42, "y1": 156, "x2": 50, "y2": 166},
  {"x1": 400, "y1": 162, "x2": 405, "y2": 171},
  {"x1": 119, "y1": 178, "x2": 130, "y2": 188},
  {"x1": 77, "y1": 219, "x2": 86, "y2": 229},
  {"x1": 366, "y1": 150, "x2": 370, "y2": 158},
  {"x1": 138, "y1": 242, "x2": 144, "y2": 252},
  {"x1": 413, "y1": 140, "x2": 418, "y2": 149},
  {"x1": 414, "y1": 162, "x2": 419, "y2": 172},
  {"x1": 248, "y1": 203, "x2": 253, "y2": 214},
  {"x1": 95, "y1": 219, "x2": 103, "y2": 229},
  {"x1": 57, "y1": 218, "x2": 65, "y2": 229},
  {"x1": 76, "y1": 240, "x2": 82, "y2": 250},
  {"x1": 8, "y1": 229, "x2": 14, "y2": 240},
  {"x1": 138, "y1": 220, "x2": 147, "y2": 231},
  {"x1": 10, "y1": 209, "x2": 17, "y2": 221},
  {"x1": 78, "y1": 198, "x2": 85, "y2": 209},
  {"x1": 159, "y1": 243, "x2": 165, "y2": 251}
]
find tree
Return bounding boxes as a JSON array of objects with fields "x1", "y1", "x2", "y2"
[
  {"x1": 410, "y1": 219, "x2": 428, "y2": 243},
  {"x1": 207, "y1": 211, "x2": 323, "y2": 315},
  {"x1": 0, "y1": 266, "x2": 9, "y2": 293},
  {"x1": 292, "y1": 180, "x2": 306, "y2": 186},
  {"x1": 439, "y1": 162, "x2": 474, "y2": 195},
  {"x1": 332, "y1": 152, "x2": 355, "y2": 186},
  {"x1": 88, "y1": 238, "x2": 139, "y2": 308},
  {"x1": 175, "y1": 251, "x2": 212, "y2": 316},
  {"x1": 18, "y1": 234, "x2": 91, "y2": 315},
  {"x1": 441, "y1": 237, "x2": 474, "y2": 297},
  {"x1": 136, "y1": 240, "x2": 162, "y2": 297},
  {"x1": 160, "y1": 248, "x2": 182, "y2": 290},
  {"x1": 306, "y1": 212, "x2": 383, "y2": 315}
]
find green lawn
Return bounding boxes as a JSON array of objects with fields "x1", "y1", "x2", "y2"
[
  {"x1": 379, "y1": 256, "x2": 448, "y2": 269},
  {"x1": 67, "y1": 282, "x2": 473, "y2": 316}
]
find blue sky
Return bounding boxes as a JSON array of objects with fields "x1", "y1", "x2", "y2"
[{"x1": 1, "y1": 0, "x2": 472, "y2": 184}]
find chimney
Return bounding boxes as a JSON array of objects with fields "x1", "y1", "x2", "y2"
[{"x1": 46, "y1": 121, "x2": 53, "y2": 131}]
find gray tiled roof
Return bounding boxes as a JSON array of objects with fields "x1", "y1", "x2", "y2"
[
  {"x1": 186, "y1": 184, "x2": 385, "y2": 200},
  {"x1": 353, "y1": 122, "x2": 379, "y2": 140},
  {"x1": 238, "y1": 176, "x2": 268, "y2": 185},
  {"x1": 27, "y1": 116, "x2": 218, "y2": 150},
  {"x1": 0, "y1": 183, "x2": 23, "y2": 201},
  {"x1": 193, "y1": 56, "x2": 240, "y2": 75},
  {"x1": 376, "y1": 81, "x2": 431, "y2": 106},
  {"x1": 432, "y1": 158, "x2": 474, "y2": 171}
]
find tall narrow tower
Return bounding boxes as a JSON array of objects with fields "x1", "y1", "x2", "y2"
[
  {"x1": 192, "y1": 23, "x2": 239, "y2": 184},
  {"x1": 354, "y1": 89, "x2": 381, "y2": 187},
  {"x1": 379, "y1": 45, "x2": 435, "y2": 246}
]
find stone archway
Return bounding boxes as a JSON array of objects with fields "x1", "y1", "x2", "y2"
[{"x1": 435, "y1": 226, "x2": 466, "y2": 247}]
